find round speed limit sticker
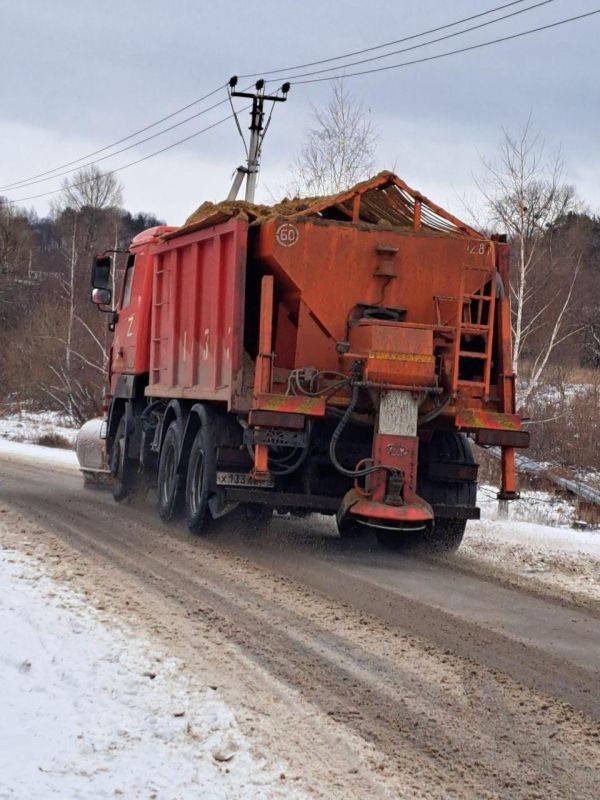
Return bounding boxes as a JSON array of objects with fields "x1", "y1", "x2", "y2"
[{"x1": 275, "y1": 222, "x2": 299, "y2": 247}]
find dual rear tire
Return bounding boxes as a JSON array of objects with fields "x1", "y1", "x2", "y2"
[
  {"x1": 157, "y1": 412, "x2": 272, "y2": 536},
  {"x1": 157, "y1": 417, "x2": 213, "y2": 533},
  {"x1": 184, "y1": 421, "x2": 215, "y2": 534},
  {"x1": 157, "y1": 420, "x2": 184, "y2": 521}
]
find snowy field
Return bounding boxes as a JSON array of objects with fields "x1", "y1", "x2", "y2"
[
  {"x1": 0, "y1": 544, "x2": 299, "y2": 800},
  {"x1": 0, "y1": 409, "x2": 77, "y2": 447}
]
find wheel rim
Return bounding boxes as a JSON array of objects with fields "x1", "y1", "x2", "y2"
[
  {"x1": 189, "y1": 449, "x2": 204, "y2": 517},
  {"x1": 161, "y1": 444, "x2": 176, "y2": 506}
]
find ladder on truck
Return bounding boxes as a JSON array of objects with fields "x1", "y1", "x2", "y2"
[
  {"x1": 150, "y1": 256, "x2": 170, "y2": 388},
  {"x1": 434, "y1": 265, "x2": 496, "y2": 400}
]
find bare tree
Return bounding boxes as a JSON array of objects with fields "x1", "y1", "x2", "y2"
[
  {"x1": 44, "y1": 166, "x2": 122, "y2": 418},
  {"x1": 55, "y1": 165, "x2": 123, "y2": 212},
  {"x1": 475, "y1": 118, "x2": 583, "y2": 402},
  {"x1": 583, "y1": 321, "x2": 600, "y2": 366},
  {"x1": 290, "y1": 80, "x2": 377, "y2": 196}
]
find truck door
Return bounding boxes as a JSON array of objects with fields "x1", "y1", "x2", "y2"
[{"x1": 111, "y1": 253, "x2": 143, "y2": 376}]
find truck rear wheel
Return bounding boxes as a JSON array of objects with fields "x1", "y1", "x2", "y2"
[
  {"x1": 110, "y1": 417, "x2": 137, "y2": 502},
  {"x1": 377, "y1": 432, "x2": 476, "y2": 552},
  {"x1": 424, "y1": 519, "x2": 466, "y2": 551},
  {"x1": 185, "y1": 419, "x2": 217, "y2": 535},
  {"x1": 157, "y1": 420, "x2": 184, "y2": 521},
  {"x1": 418, "y1": 431, "x2": 477, "y2": 552}
]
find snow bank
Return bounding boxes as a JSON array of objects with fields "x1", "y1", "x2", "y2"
[
  {"x1": 468, "y1": 515, "x2": 600, "y2": 559},
  {"x1": 0, "y1": 437, "x2": 78, "y2": 468},
  {"x1": 461, "y1": 505, "x2": 600, "y2": 606},
  {"x1": 0, "y1": 548, "x2": 298, "y2": 799},
  {"x1": 477, "y1": 483, "x2": 585, "y2": 529},
  {"x1": 0, "y1": 410, "x2": 77, "y2": 446}
]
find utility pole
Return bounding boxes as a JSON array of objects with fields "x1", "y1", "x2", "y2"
[{"x1": 227, "y1": 77, "x2": 290, "y2": 203}]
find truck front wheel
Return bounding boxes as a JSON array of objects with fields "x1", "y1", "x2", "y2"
[
  {"x1": 110, "y1": 417, "x2": 137, "y2": 502},
  {"x1": 157, "y1": 420, "x2": 184, "y2": 521}
]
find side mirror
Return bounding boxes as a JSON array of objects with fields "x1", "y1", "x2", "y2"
[
  {"x1": 91, "y1": 254, "x2": 112, "y2": 290},
  {"x1": 91, "y1": 254, "x2": 113, "y2": 310},
  {"x1": 91, "y1": 287, "x2": 112, "y2": 306}
]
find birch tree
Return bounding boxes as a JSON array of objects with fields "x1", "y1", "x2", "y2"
[
  {"x1": 290, "y1": 80, "x2": 377, "y2": 196},
  {"x1": 476, "y1": 119, "x2": 581, "y2": 402}
]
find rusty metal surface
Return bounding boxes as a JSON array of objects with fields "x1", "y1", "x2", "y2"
[
  {"x1": 254, "y1": 394, "x2": 326, "y2": 416},
  {"x1": 257, "y1": 217, "x2": 496, "y2": 382},
  {"x1": 456, "y1": 408, "x2": 523, "y2": 432},
  {"x1": 350, "y1": 498, "x2": 434, "y2": 524}
]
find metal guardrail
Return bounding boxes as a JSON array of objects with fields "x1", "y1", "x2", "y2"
[{"x1": 487, "y1": 447, "x2": 600, "y2": 506}]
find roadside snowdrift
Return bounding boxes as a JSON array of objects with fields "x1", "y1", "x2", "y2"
[
  {"x1": 0, "y1": 437, "x2": 78, "y2": 468},
  {"x1": 458, "y1": 490, "x2": 600, "y2": 608},
  {"x1": 0, "y1": 546, "x2": 299, "y2": 799},
  {"x1": 0, "y1": 410, "x2": 77, "y2": 446}
]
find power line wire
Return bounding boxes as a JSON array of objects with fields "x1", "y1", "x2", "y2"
[
  {"x1": 1, "y1": 96, "x2": 232, "y2": 191},
  {"x1": 0, "y1": 84, "x2": 227, "y2": 191},
  {"x1": 268, "y1": 0, "x2": 557, "y2": 83},
  {"x1": 293, "y1": 8, "x2": 600, "y2": 84},
  {"x1": 0, "y1": 1, "x2": 544, "y2": 191},
  {"x1": 240, "y1": 0, "x2": 532, "y2": 77},
  {"x1": 8, "y1": 109, "x2": 247, "y2": 204}
]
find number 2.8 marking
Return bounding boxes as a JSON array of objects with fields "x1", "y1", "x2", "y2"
[{"x1": 467, "y1": 242, "x2": 488, "y2": 255}]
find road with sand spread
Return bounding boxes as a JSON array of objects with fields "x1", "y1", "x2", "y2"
[{"x1": 1, "y1": 449, "x2": 599, "y2": 799}]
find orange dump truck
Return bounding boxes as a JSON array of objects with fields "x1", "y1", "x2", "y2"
[{"x1": 89, "y1": 172, "x2": 528, "y2": 550}]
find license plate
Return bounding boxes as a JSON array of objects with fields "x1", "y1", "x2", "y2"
[{"x1": 216, "y1": 471, "x2": 274, "y2": 488}]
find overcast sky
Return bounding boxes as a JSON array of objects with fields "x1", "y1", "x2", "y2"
[{"x1": 1, "y1": 0, "x2": 599, "y2": 224}]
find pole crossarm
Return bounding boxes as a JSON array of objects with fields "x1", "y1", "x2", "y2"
[{"x1": 226, "y1": 77, "x2": 290, "y2": 203}]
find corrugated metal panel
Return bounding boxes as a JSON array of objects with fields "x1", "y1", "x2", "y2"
[{"x1": 147, "y1": 218, "x2": 248, "y2": 406}]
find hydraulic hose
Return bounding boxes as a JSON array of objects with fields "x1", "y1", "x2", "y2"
[
  {"x1": 418, "y1": 394, "x2": 451, "y2": 426},
  {"x1": 328, "y1": 384, "x2": 397, "y2": 479}
]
